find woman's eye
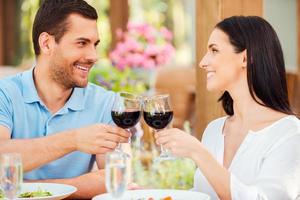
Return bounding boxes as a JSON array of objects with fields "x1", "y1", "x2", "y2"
[{"x1": 212, "y1": 48, "x2": 218, "y2": 53}]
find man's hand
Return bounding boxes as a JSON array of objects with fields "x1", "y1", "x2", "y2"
[
  {"x1": 0, "y1": 124, "x2": 130, "y2": 172},
  {"x1": 73, "y1": 124, "x2": 130, "y2": 154},
  {"x1": 26, "y1": 170, "x2": 107, "y2": 199}
]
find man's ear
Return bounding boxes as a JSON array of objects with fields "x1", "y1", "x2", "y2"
[
  {"x1": 241, "y1": 49, "x2": 247, "y2": 69},
  {"x1": 38, "y1": 32, "x2": 54, "y2": 55}
]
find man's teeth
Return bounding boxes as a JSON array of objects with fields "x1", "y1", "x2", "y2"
[
  {"x1": 207, "y1": 71, "x2": 215, "y2": 79},
  {"x1": 75, "y1": 65, "x2": 89, "y2": 71}
]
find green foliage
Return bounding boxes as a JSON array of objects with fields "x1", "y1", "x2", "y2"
[
  {"x1": 87, "y1": 0, "x2": 111, "y2": 59},
  {"x1": 88, "y1": 61, "x2": 148, "y2": 94},
  {"x1": 0, "y1": 189, "x2": 3, "y2": 200},
  {"x1": 20, "y1": 0, "x2": 40, "y2": 60},
  {"x1": 132, "y1": 148, "x2": 196, "y2": 189}
]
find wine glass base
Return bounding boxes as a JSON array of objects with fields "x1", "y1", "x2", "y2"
[
  {"x1": 154, "y1": 153, "x2": 176, "y2": 163},
  {"x1": 114, "y1": 149, "x2": 131, "y2": 158}
]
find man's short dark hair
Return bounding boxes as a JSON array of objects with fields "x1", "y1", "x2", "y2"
[{"x1": 32, "y1": 0, "x2": 98, "y2": 55}]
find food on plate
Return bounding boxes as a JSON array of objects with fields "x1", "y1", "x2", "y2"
[
  {"x1": 161, "y1": 197, "x2": 172, "y2": 200},
  {"x1": 19, "y1": 188, "x2": 52, "y2": 198},
  {"x1": 0, "y1": 188, "x2": 52, "y2": 199},
  {"x1": 134, "y1": 196, "x2": 173, "y2": 200}
]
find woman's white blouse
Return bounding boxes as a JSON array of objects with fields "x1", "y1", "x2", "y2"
[{"x1": 192, "y1": 115, "x2": 300, "y2": 200}]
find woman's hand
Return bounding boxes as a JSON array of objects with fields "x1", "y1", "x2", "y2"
[{"x1": 154, "y1": 128, "x2": 203, "y2": 160}]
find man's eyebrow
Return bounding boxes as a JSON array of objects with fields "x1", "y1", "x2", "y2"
[
  {"x1": 76, "y1": 37, "x2": 100, "y2": 46},
  {"x1": 76, "y1": 37, "x2": 90, "y2": 42},
  {"x1": 95, "y1": 40, "x2": 100, "y2": 46}
]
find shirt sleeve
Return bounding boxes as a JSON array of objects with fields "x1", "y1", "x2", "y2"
[
  {"x1": 0, "y1": 87, "x2": 13, "y2": 132},
  {"x1": 230, "y1": 134, "x2": 300, "y2": 200}
]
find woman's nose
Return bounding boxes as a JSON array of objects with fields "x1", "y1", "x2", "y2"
[{"x1": 199, "y1": 53, "x2": 208, "y2": 69}]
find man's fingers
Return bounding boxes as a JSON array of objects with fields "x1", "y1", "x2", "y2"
[
  {"x1": 101, "y1": 124, "x2": 130, "y2": 137},
  {"x1": 103, "y1": 132, "x2": 129, "y2": 143}
]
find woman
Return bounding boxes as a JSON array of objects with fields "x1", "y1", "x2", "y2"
[{"x1": 155, "y1": 16, "x2": 300, "y2": 200}]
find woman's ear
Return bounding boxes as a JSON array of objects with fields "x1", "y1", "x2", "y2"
[{"x1": 241, "y1": 49, "x2": 247, "y2": 69}]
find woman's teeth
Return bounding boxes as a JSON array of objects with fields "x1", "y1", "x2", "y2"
[{"x1": 207, "y1": 71, "x2": 215, "y2": 79}]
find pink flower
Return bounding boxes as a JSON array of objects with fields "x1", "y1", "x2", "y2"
[
  {"x1": 110, "y1": 23, "x2": 175, "y2": 70},
  {"x1": 131, "y1": 53, "x2": 145, "y2": 66},
  {"x1": 145, "y1": 44, "x2": 161, "y2": 56},
  {"x1": 141, "y1": 58, "x2": 156, "y2": 69},
  {"x1": 160, "y1": 27, "x2": 173, "y2": 41},
  {"x1": 155, "y1": 54, "x2": 166, "y2": 65}
]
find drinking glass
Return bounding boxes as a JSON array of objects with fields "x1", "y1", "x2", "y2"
[
  {"x1": 111, "y1": 92, "x2": 142, "y2": 157},
  {"x1": 143, "y1": 94, "x2": 175, "y2": 162},
  {"x1": 105, "y1": 151, "x2": 128, "y2": 199},
  {"x1": 0, "y1": 153, "x2": 23, "y2": 200}
]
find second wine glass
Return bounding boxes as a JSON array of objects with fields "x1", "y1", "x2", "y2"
[
  {"x1": 143, "y1": 94, "x2": 175, "y2": 162},
  {"x1": 111, "y1": 92, "x2": 142, "y2": 157}
]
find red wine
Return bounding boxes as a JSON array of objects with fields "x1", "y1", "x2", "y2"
[
  {"x1": 111, "y1": 111, "x2": 141, "y2": 129},
  {"x1": 143, "y1": 111, "x2": 173, "y2": 130}
]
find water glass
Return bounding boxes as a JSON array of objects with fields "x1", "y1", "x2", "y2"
[
  {"x1": 0, "y1": 153, "x2": 23, "y2": 200},
  {"x1": 105, "y1": 151, "x2": 128, "y2": 199}
]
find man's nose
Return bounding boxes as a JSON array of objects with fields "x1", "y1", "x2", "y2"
[{"x1": 86, "y1": 46, "x2": 98, "y2": 63}]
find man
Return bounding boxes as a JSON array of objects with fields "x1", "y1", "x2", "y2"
[{"x1": 0, "y1": 0, "x2": 130, "y2": 198}]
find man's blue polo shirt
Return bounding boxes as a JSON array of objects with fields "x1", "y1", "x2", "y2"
[{"x1": 0, "y1": 68, "x2": 115, "y2": 180}]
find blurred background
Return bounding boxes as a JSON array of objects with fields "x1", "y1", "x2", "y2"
[
  {"x1": 0, "y1": 0, "x2": 299, "y2": 189},
  {"x1": 0, "y1": 0, "x2": 195, "y2": 67}
]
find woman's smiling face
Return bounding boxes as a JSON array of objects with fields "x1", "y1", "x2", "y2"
[{"x1": 199, "y1": 28, "x2": 246, "y2": 92}]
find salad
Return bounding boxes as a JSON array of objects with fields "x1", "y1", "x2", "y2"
[
  {"x1": 19, "y1": 189, "x2": 52, "y2": 198},
  {"x1": 0, "y1": 188, "x2": 52, "y2": 199}
]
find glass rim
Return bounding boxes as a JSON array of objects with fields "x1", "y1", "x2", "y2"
[
  {"x1": 143, "y1": 94, "x2": 170, "y2": 101},
  {"x1": 105, "y1": 151, "x2": 128, "y2": 160},
  {"x1": 0, "y1": 152, "x2": 21, "y2": 157},
  {"x1": 0, "y1": 153, "x2": 22, "y2": 163},
  {"x1": 117, "y1": 92, "x2": 142, "y2": 100}
]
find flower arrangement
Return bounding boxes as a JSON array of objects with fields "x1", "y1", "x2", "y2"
[
  {"x1": 110, "y1": 23, "x2": 175, "y2": 70},
  {"x1": 88, "y1": 60, "x2": 147, "y2": 94},
  {"x1": 89, "y1": 23, "x2": 175, "y2": 93}
]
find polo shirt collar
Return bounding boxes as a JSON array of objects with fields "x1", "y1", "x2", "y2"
[
  {"x1": 22, "y1": 68, "x2": 86, "y2": 111},
  {"x1": 64, "y1": 87, "x2": 85, "y2": 111},
  {"x1": 22, "y1": 68, "x2": 40, "y2": 104}
]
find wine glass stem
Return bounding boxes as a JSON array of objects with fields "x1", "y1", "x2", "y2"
[
  {"x1": 116, "y1": 143, "x2": 122, "y2": 151},
  {"x1": 155, "y1": 129, "x2": 166, "y2": 154},
  {"x1": 160, "y1": 144, "x2": 165, "y2": 153},
  {"x1": 127, "y1": 129, "x2": 132, "y2": 144}
]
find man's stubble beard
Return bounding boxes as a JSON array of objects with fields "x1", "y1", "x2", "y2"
[{"x1": 49, "y1": 60, "x2": 88, "y2": 90}]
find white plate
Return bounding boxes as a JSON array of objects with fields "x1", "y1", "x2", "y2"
[
  {"x1": 92, "y1": 189, "x2": 210, "y2": 200},
  {"x1": 18, "y1": 183, "x2": 77, "y2": 200}
]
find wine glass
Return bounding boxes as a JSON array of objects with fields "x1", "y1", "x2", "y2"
[
  {"x1": 143, "y1": 94, "x2": 175, "y2": 162},
  {"x1": 0, "y1": 153, "x2": 23, "y2": 200},
  {"x1": 105, "y1": 151, "x2": 128, "y2": 199},
  {"x1": 111, "y1": 92, "x2": 142, "y2": 157}
]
